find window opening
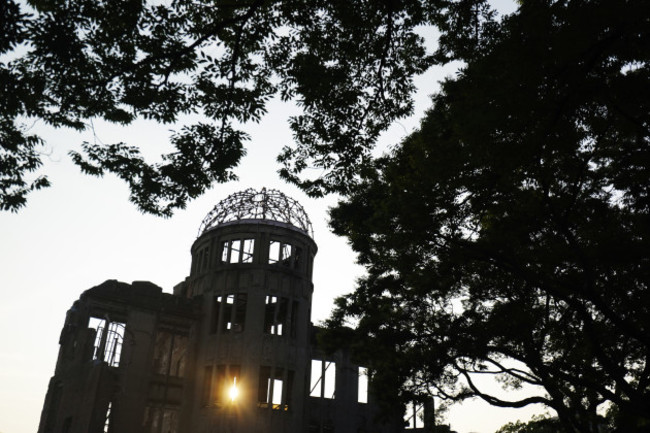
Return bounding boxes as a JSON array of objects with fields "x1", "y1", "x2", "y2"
[
  {"x1": 152, "y1": 331, "x2": 188, "y2": 377},
  {"x1": 309, "y1": 360, "x2": 336, "y2": 399},
  {"x1": 258, "y1": 366, "x2": 271, "y2": 406},
  {"x1": 89, "y1": 317, "x2": 125, "y2": 367},
  {"x1": 103, "y1": 402, "x2": 112, "y2": 433},
  {"x1": 272, "y1": 378, "x2": 283, "y2": 407},
  {"x1": 358, "y1": 367, "x2": 369, "y2": 403},
  {"x1": 268, "y1": 241, "x2": 302, "y2": 269},
  {"x1": 280, "y1": 243, "x2": 292, "y2": 266},
  {"x1": 221, "y1": 239, "x2": 255, "y2": 263},
  {"x1": 229, "y1": 376, "x2": 239, "y2": 402},
  {"x1": 264, "y1": 296, "x2": 290, "y2": 336},
  {"x1": 229, "y1": 240, "x2": 241, "y2": 263},
  {"x1": 211, "y1": 296, "x2": 222, "y2": 334},
  {"x1": 258, "y1": 367, "x2": 292, "y2": 410},
  {"x1": 221, "y1": 241, "x2": 229, "y2": 262},
  {"x1": 207, "y1": 365, "x2": 241, "y2": 405},
  {"x1": 227, "y1": 365, "x2": 241, "y2": 403},
  {"x1": 242, "y1": 239, "x2": 255, "y2": 263},
  {"x1": 216, "y1": 294, "x2": 247, "y2": 332},
  {"x1": 404, "y1": 402, "x2": 425, "y2": 429},
  {"x1": 221, "y1": 295, "x2": 234, "y2": 331},
  {"x1": 269, "y1": 241, "x2": 281, "y2": 264},
  {"x1": 309, "y1": 360, "x2": 321, "y2": 397}
]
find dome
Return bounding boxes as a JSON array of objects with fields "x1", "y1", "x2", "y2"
[{"x1": 198, "y1": 188, "x2": 314, "y2": 238}]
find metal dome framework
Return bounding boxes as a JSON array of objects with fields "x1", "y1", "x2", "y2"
[{"x1": 198, "y1": 188, "x2": 314, "y2": 238}]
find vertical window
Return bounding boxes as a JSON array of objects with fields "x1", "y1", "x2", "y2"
[
  {"x1": 272, "y1": 378, "x2": 283, "y2": 408},
  {"x1": 211, "y1": 296, "x2": 222, "y2": 334},
  {"x1": 242, "y1": 239, "x2": 255, "y2": 263},
  {"x1": 269, "y1": 241, "x2": 281, "y2": 264},
  {"x1": 404, "y1": 402, "x2": 424, "y2": 429},
  {"x1": 309, "y1": 361, "x2": 320, "y2": 396},
  {"x1": 309, "y1": 360, "x2": 336, "y2": 399},
  {"x1": 103, "y1": 402, "x2": 112, "y2": 433},
  {"x1": 264, "y1": 296, "x2": 291, "y2": 336},
  {"x1": 258, "y1": 366, "x2": 272, "y2": 406},
  {"x1": 324, "y1": 362, "x2": 336, "y2": 399},
  {"x1": 221, "y1": 241, "x2": 229, "y2": 262},
  {"x1": 280, "y1": 243, "x2": 292, "y2": 266},
  {"x1": 258, "y1": 367, "x2": 293, "y2": 410},
  {"x1": 358, "y1": 367, "x2": 369, "y2": 403},
  {"x1": 221, "y1": 295, "x2": 234, "y2": 331},
  {"x1": 227, "y1": 365, "x2": 241, "y2": 402},
  {"x1": 229, "y1": 240, "x2": 241, "y2": 263},
  {"x1": 89, "y1": 318, "x2": 125, "y2": 367},
  {"x1": 152, "y1": 331, "x2": 188, "y2": 377},
  {"x1": 206, "y1": 365, "x2": 241, "y2": 405}
]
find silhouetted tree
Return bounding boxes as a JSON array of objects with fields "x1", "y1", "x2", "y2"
[
  {"x1": 495, "y1": 416, "x2": 563, "y2": 433},
  {"x1": 326, "y1": 1, "x2": 650, "y2": 432},
  {"x1": 2, "y1": 0, "x2": 498, "y2": 214}
]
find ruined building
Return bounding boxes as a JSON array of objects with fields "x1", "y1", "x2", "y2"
[{"x1": 38, "y1": 189, "x2": 433, "y2": 433}]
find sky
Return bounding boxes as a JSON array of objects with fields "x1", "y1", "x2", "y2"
[{"x1": 0, "y1": 3, "x2": 548, "y2": 432}]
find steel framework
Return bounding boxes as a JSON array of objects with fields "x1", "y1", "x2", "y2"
[{"x1": 198, "y1": 188, "x2": 314, "y2": 237}]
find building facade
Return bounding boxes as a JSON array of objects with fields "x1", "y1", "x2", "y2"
[{"x1": 38, "y1": 189, "x2": 432, "y2": 433}]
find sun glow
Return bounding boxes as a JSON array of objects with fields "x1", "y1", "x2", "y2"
[{"x1": 229, "y1": 378, "x2": 239, "y2": 402}]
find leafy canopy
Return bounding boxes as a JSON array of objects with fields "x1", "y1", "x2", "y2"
[
  {"x1": 1, "y1": 0, "x2": 469, "y2": 215},
  {"x1": 495, "y1": 416, "x2": 563, "y2": 433},
  {"x1": 326, "y1": 0, "x2": 650, "y2": 432}
]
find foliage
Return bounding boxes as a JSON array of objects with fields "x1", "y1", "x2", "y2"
[
  {"x1": 326, "y1": 0, "x2": 650, "y2": 432},
  {"x1": 0, "y1": 0, "x2": 480, "y2": 215},
  {"x1": 495, "y1": 415, "x2": 562, "y2": 433}
]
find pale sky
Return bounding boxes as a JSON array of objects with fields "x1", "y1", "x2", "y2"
[{"x1": 0, "y1": 3, "x2": 549, "y2": 431}]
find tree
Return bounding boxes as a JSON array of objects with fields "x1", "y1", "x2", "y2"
[
  {"x1": 326, "y1": 0, "x2": 650, "y2": 432},
  {"x1": 1, "y1": 0, "x2": 450, "y2": 215},
  {"x1": 495, "y1": 416, "x2": 563, "y2": 433}
]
